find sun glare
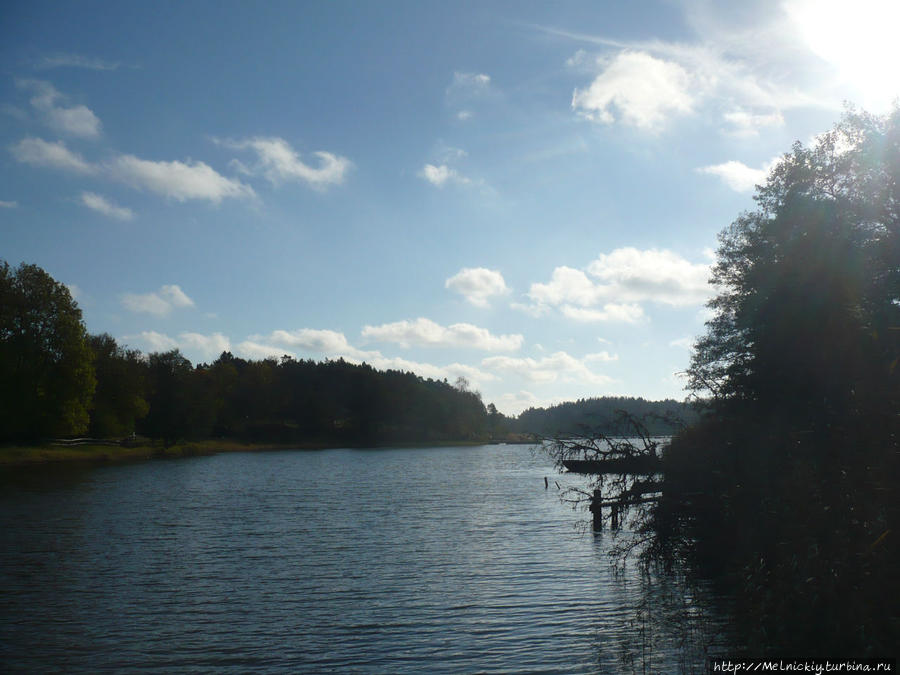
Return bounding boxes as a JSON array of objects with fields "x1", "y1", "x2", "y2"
[{"x1": 787, "y1": 0, "x2": 900, "y2": 108}]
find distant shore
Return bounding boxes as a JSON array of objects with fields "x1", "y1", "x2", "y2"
[{"x1": 0, "y1": 434, "x2": 538, "y2": 469}]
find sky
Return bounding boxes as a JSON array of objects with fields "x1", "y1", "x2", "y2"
[{"x1": 2, "y1": 0, "x2": 899, "y2": 415}]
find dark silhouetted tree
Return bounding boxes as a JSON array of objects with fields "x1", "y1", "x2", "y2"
[
  {"x1": 88, "y1": 333, "x2": 149, "y2": 437},
  {"x1": 0, "y1": 261, "x2": 95, "y2": 440}
]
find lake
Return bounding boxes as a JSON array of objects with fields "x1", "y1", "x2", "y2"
[{"x1": 0, "y1": 444, "x2": 727, "y2": 673}]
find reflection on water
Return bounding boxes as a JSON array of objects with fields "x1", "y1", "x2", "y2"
[{"x1": 0, "y1": 445, "x2": 729, "y2": 673}]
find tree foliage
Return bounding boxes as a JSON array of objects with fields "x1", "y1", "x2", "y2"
[
  {"x1": 88, "y1": 333, "x2": 149, "y2": 437},
  {"x1": 660, "y1": 108, "x2": 899, "y2": 654},
  {"x1": 688, "y1": 107, "x2": 899, "y2": 425},
  {"x1": 515, "y1": 396, "x2": 694, "y2": 437},
  {"x1": 0, "y1": 261, "x2": 95, "y2": 440}
]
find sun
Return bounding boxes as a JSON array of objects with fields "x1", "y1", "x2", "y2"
[{"x1": 787, "y1": 0, "x2": 900, "y2": 108}]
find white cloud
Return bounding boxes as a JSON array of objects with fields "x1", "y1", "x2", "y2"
[
  {"x1": 572, "y1": 51, "x2": 694, "y2": 130},
  {"x1": 219, "y1": 137, "x2": 351, "y2": 190},
  {"x1": 66, "y1": 284, "x2": 82, "y2": 300},
  {"x1": 121, "y1": 284, "x2": 195, "y2": 316},
  {"x1": 179, "y1": 332, "x2": 231, "y2": 359},
  {"x1": 236, "y1": 340, "x2": 296, "y2": 361},
  {"x1": 262, "y1": 328, "x2": 374, "y2": 360},
  {"x1": 494, "y1": 390, "x2": 554, "y2": 417},
  {"x1": 35, "y1": 53, "x2": 122, "y2": 71},
  {"x1": 510, "y1": 302, "x2": 550, "y2": 318},
  {"x1": 670, "y1": 337, "x2": 695, "y2": 349},
  {"x1": 445, "y1": 267, "x2": 510, "y2": 307},
  {"x1": 697, "y1": 158, "x2": 776, "y2": 192},
  {"x1": 447, "y1": 72, "x2": 494, "y2": 120},
  {"x1": 528, "y1": 266, "x2": 606, "y2": 307},
  {"x1": 723, "y1": 109, "x2": 785, "y2": 136},
  {"x1": 419, "y1": 163, "x2": 470, "y2": 187},
  {"x1": 130, "y1": 331, "x2": 179, "y2": 352},
  {"x1": 109, "y1": 154, "x2": 254, "y2": 203},
  {"x1": 560, "y1": 303, "x2": 646, "y2": 323},
  {"x1": 366, "y1": 356, "x2": 497, "y2": 389},
  {"x1": 449, "y1": 72, "x2": 491, "y2": 92},
  {"x1": 239, "y1": 329, "x2": 497, "y2": 390},
  {"x1": 18, "y1": 79, "x2": 102, "y2": 138},
  {"x1": 523, "y1": 248, "x2": 712, "y2": 322},
  {"x1": 585, "y1": 351, "x2": 618, "y2": 363},
  {"x1": 11, "y1": 137, "x2": 96, "y2": 174},
  {"x1": 566, "y1": 49, "x2": 590, "y2": 68},
  {"x1": 80, "y1": 192, "x2": 134, "y2": 220},
  {"x1": 0, "y1": 200, "x2": 17, "y2": 208},
  {"x1": 362, "y1": 318, "x2": 523, "y2": 352},
  {"x1": 557, "y1": 4, "x2": 846, "y2": 133},
  {"x1": 482, "y1": 351, "x2": 615, "y2": 386},
  {"x1": 585, "y1": 247, "x2": 712, "y2": 306}
]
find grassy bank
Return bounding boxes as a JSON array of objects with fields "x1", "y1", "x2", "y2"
[{"x1": 0, "y1": 434, "x2": 537, "y2": 468}]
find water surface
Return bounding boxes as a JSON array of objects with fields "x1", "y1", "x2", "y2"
[{"x1": 0, "y1": 444, "x2": 722, "y2": 673}]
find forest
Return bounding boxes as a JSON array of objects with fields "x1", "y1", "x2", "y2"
[
  {"x1": 648, "y1": 108, "x2": 899, "y2": 655},
  {"x1": 1, "y1": 261, "x2": 682, "y2": 448},
  {"x1": 513, "y1": 396, "x2": 695, "y2": 437}
]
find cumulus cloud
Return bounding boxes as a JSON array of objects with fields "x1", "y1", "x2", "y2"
[
  {"x1": 18, "y1": 79, "x2": 102, "y2": 138},
  {"x1": 236, "y1": 340, "x2": 295, "y2": 361},
  {"x1": 130, "y1": 331, "x2": 179, "y2": 352},
  {"x1": 178, "y1": 332, "x2": 231, "y2": 359},
  {"x1": 572, "y1": 51, "x2": 694, "y2": 130},
  {"x1": 238, "y1": 329, "x2": 497, "y2": 390},
  {"x1": 362, "y1": 318, "x2": 523, "y2": 351},
  {"x1": 493, "y1": 390, "x2": 558, "y2": 417},
  {"x1": 557, "y1": 2, "x2": 843, "y2": 134},
  {"x1": 697, "y1": 158, "x2": 778, "y2": 192},
  {"x1": 419, "y1": 163, "x2": 470, "y2": 187},
  {"x1": 259, "y1": 328, "x2": 375, "y2": 361},
  {"x1": 366, "y1": 356, "x2": 496, "y2": 389},
  {"x1": 127, "y1": 331, "x2": 232, "y2": 360},
  {"x1": 528, "y1": 266, "x2": 605, "y2": 308},
  {"x1": 80, "y1": 192, "x2": 134, "y2": 220},
  {"x1": 482, "y1": 351, "x2": 615, "y2": 386},
  {"x1": 445, "y1": 267, "x2": 510, "y2": 307},
  {"x1": 109, "y1": 154, "x2": 254, "y2": 203},
  {"x1": 220, "y1": 137, "x2": 351, "y2": 190},
  {"x1": 121, "y1": 284, "x2": 195, "y2": 316},
  {"x1": 585, "y1": 247, "x2": 712, "y2": 306},
  {"x1": 521, "y1": 248, "x2": 712, "y2": 321},
  {"x1": 11, "y1": 137, "x2": 96, "y2": 174}
]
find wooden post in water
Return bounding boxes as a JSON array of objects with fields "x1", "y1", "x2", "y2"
[
  {"x1": 590, "y1": 488, "x2": 603, "y2": 531},
  {"x1": 610, "y1": 503, "x2": 620, "y2": 530}
]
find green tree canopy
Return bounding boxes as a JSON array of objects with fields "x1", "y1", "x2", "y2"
[
  {"x1": 0, "y1": 261, "x2": 96, "y2": 440},
  {"x1": 88, "y1": 333, "x2": 149, "y2": 437}
]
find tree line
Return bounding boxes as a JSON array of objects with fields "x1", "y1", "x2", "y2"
[
  {"x1": 513, "y1": 396, "x2": 695, "y2": 437},
  {"x1": 0, "y1": 262, "x2": 489, "y2": 446},
  {"x1": 2, "y1": 260, "x2": 688, "y2": 448},
  {"x1": 651, "y1": 108, "x2": 899, "y2": 654}
]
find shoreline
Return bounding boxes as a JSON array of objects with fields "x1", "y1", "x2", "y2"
[{"x1": 0, "y1": 435, "x2": 538, "y2": 469}]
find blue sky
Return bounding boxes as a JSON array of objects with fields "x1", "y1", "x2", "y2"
[{"x1": 2, "y1": 0, "x2": 898, "y2": 414}]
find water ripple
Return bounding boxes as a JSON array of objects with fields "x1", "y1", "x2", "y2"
[{"x1": 0, "y1": 445, "x2": 725, "y2": 673}]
